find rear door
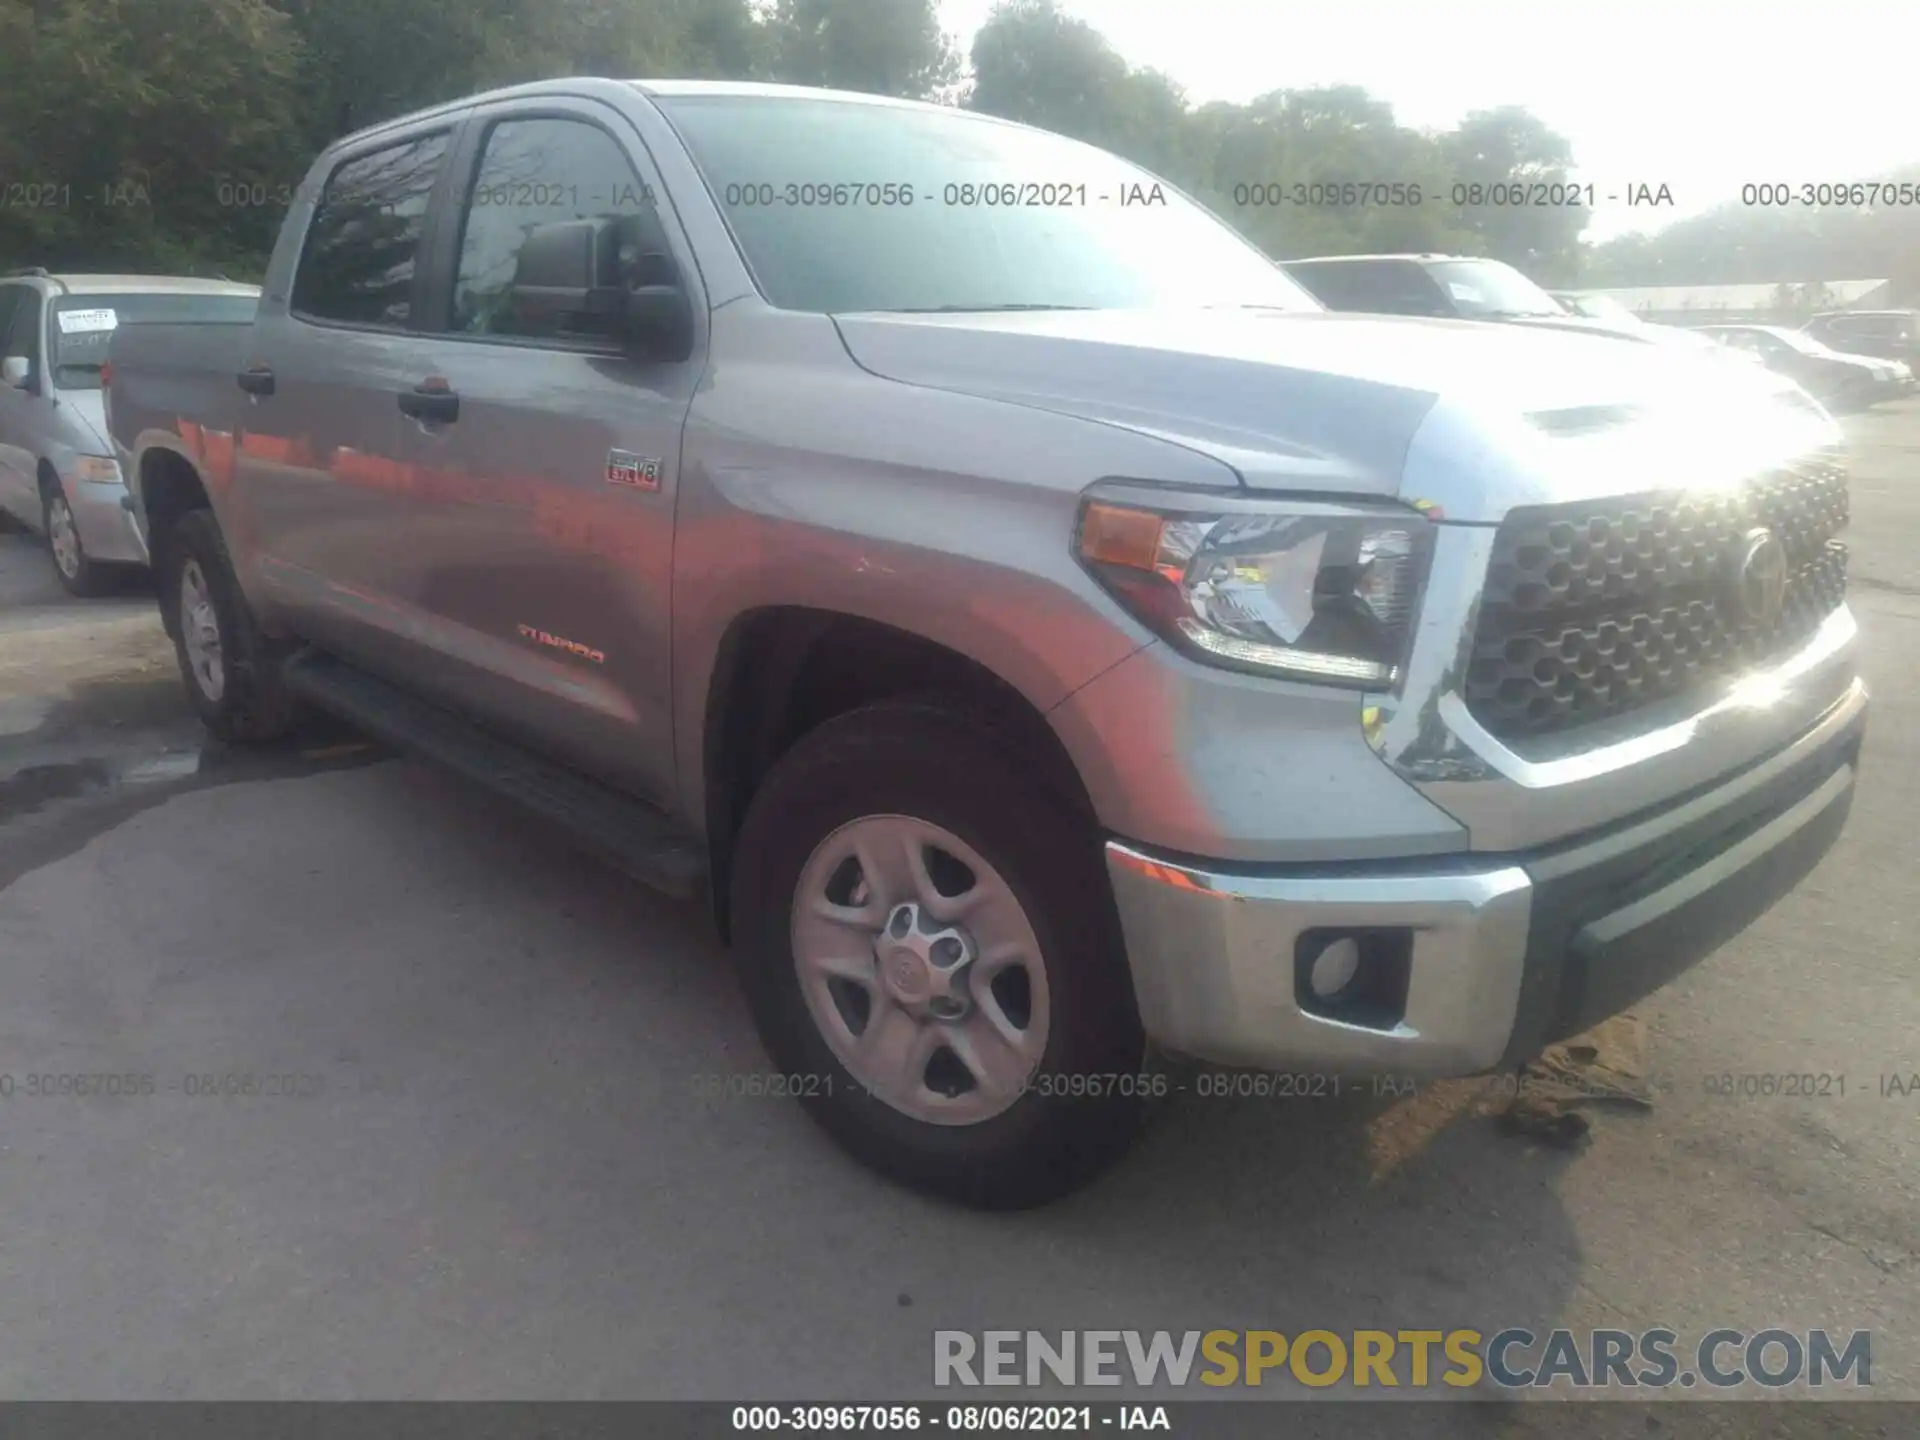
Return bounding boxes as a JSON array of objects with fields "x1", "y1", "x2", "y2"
[
  {"x1": 234, "y1": 122, "x2": 464, "y2": 674},
  {"x1": 387, "y1": 98, "x2": 707, "y2": 805}
]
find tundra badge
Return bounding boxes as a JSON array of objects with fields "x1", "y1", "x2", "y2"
[{"x1": 517, "y1": 624, "x2": 607, "y2": 665}]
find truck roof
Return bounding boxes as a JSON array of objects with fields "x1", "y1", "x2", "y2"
[
  {"x1": 334, "y1": 77, "x2": 1015, "y2": 153},
  {"x1": 632, "y1": 79, "x2": 950, "y2": 110},
  {"x1": 30, "y1": 274, "x2": 260, "y2": 298}
]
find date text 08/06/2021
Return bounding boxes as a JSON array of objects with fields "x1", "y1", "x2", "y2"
[
  {"x1": 687, "y1": 1069, "x2": 1920, "y2": 1103},
  {"x1": 730, "y1": 1405, "x2": 1166, "y2": 1433}
]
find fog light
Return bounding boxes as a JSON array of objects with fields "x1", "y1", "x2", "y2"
[
  {"x1": 1307, "y1": 935, "x2": 1361, "y2": 998},
  {"x1": 1294, "y1": 927, "x2": 1415, "y2": 1030}
]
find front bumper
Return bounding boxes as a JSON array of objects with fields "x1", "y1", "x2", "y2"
[
  {"x1": 1106, "y1": 677, "x2": 1866, "y2": 1075},
  {"x1": 63, "y1": 473, "x2": 149, "y2": 567}
]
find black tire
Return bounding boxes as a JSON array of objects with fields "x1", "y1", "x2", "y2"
[
  {"x1": 158, "y1": 508, "x2": 300, "y2": 743},
  {"x1": 41, "y1": 475, "x2": 111, "y2": 597},
  {"x1": 730, "y1": 701, "x2": 1146, "y2": 1209}
]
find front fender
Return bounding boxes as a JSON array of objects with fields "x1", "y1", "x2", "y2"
[{"x1": 668, "y1": 316, "x2": 1239, "y2": 827}]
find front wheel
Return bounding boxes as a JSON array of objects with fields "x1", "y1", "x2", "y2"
[
  {"x1": 729, "y1": 701, "x2": 1146, "y2": 1209},
  {"x1": 43, "y1": 478, "x2": 110, "y2": 596}
]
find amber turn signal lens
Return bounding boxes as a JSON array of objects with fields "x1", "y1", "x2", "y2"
[{"x1": 1077, "y1": 502, "x2": 1164, "y2": 571}]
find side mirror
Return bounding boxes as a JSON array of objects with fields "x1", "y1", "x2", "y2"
[
  {"x1": 510, "y1": 216, "x2": 693, "y2": 363},
  {"x1": 623, "y1": 279, "x2": 694, "y2": 364},
  {"x1": 2, "y1": 355, "x2": 31, "y2": 389}
]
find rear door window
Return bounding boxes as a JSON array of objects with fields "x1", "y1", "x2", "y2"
[{"x1": 292, "y1": 131, "x2": 453, "y2": 328}]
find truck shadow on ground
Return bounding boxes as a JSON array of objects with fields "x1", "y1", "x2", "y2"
[{"x1": 352, "y1": 761, "x2": 1603, "y2": 1400}]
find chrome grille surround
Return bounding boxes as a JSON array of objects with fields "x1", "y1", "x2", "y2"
[{"x1": 1463, "y1": 456, "x2": 1850, "y2": 740}]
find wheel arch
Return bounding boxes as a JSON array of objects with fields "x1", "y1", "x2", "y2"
[
  {"x1": 136, "y1": 445, "x2": 216, "y2": 639},
  {"x1": 700, "y1": 606, "x2": 1101, "y2": 941}
]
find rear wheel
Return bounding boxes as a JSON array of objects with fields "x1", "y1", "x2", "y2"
[
  {"x1": 159, "y1": 508, "x2": 300, "y2": 742},
  {"x1": 730, "y1": 701, "x2": 1146, "y2": 1209}
]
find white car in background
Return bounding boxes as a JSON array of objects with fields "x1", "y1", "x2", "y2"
[
  {"x1": 0, "y1": 269, "x2": 259, "y2": 594},
  {"x1": 1549, "y1": 291, "x2": 1728, "y2": 352}
]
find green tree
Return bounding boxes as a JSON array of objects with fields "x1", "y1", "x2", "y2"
[
  {"x1": 1, "y1": 0, "x2": 1608, "y2": 290},
  {"x1": 965, "y1": 3, "x2": 1565, "y2": 270},
  {"x1": 0, "y1": 0, "x2": 303, "y2": 273},
  {"x1": 1583, "y1": 167, "x2": 1920, "y2": 302},
  {"x1": 1192, "y1": 87, "x2": 1474, "y2": 259},
  {"x1": 759, "y1": 0, "x2": 958, "y2": 98},
  {"x1": 1439, "y1": 107, "x2": 1585, "y2": 280}
]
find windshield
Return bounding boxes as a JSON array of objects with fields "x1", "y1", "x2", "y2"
[
  {"x1": 655, "y1": 95, "x2": 1319, "y2": 314},
  {"x1": 1568, "y1": 294, "x2": 1641, "y2": 325},
  {"x1": 50, "y1": 292, "x2": 257, "y2": 389},
  {"x1": 1422, "y1": 259, "x2": 1562, "y2": 318},
  {"x1": 1757, "y1": 326, "x2": 1833, "y2": 357}
]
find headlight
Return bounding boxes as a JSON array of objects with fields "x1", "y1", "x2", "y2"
[
  {"x1": 1075, "y1": 495, "x2": 1435, "y2": 688},
  {"x1": 70, "y1": 455, "x2": 124, "y2": 484}
]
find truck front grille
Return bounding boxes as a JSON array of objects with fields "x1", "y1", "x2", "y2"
[{"x1": 1463, "y1": 457, "x2": 1849, "y2": 741}]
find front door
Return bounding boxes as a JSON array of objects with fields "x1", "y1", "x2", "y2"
[{"x1": 390, "y1": 102, "x2": 705, "y2": 807}]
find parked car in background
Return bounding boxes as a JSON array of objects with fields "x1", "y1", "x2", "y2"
[
  {"x1": 1548, "y1": 290, "x2": 1725, "y2": 352},
  {"x1": 1696, "y1": 323, "x2": 1912, "y2": 411},
  {"x1": 1801, "y1": 309, "x2": 1920, "y2": 373},
  {"x1": 0, "y1": 269, "x2": 259, "y2": 594},
  {"x1": 1279, "y1": 254, "x2": 1713, "y2": 352},
  {"x1": 1550, "y1": 291, "x2": 1643, "y2": 326},
  {"x1": 1282, "y1": 253, "x2": 1570, "y2": 323}
]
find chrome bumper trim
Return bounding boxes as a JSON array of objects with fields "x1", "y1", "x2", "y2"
[
  {"x1": 1105, "y1": 843, "x2": 1533, "y2": 1074},
  {"x1": 1108, "y1": 676, "x2": 1865, "y2": 1076},
  {"x1": 1365, "y1": 521, "x2": 1863, "y2": 851}
]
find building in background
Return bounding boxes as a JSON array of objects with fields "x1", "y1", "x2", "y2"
[{"x1": 1559, "y1": 279, "x2": 1892, "y2": 327}]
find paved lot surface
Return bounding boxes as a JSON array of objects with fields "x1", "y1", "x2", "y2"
[{"x1": 1, "y1": 402, "x2": 1916, "y2": 1419}]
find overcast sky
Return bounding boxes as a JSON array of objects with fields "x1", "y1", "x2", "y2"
[{"x1": 936, "y1": 0, "x2": 1916, "y2": 242}]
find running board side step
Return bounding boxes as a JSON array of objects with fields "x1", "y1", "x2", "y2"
[{"x1": 282, "y1": 650, "x2": 708, "y2": 900}]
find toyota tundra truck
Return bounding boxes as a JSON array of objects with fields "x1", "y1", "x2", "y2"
[{"x1": 103, "y1": 79, "x2": 1867, "y2": 1209}]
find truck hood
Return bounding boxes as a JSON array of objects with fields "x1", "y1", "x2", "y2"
[
  {"x1": 1505, "y1": 313, "x2": 1654, "y2": 342},
  {"x1": 832, "y1": 308, "x2": 1806, "y2": 506}
]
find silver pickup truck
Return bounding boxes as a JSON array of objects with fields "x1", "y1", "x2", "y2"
[{"x1": 104, "y1": 79, "x2": 1867, "y2": 1209}]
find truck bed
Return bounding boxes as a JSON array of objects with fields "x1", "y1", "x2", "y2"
[{"x1": 104, "y1": 314, "x2": 255, "y2": 471}]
